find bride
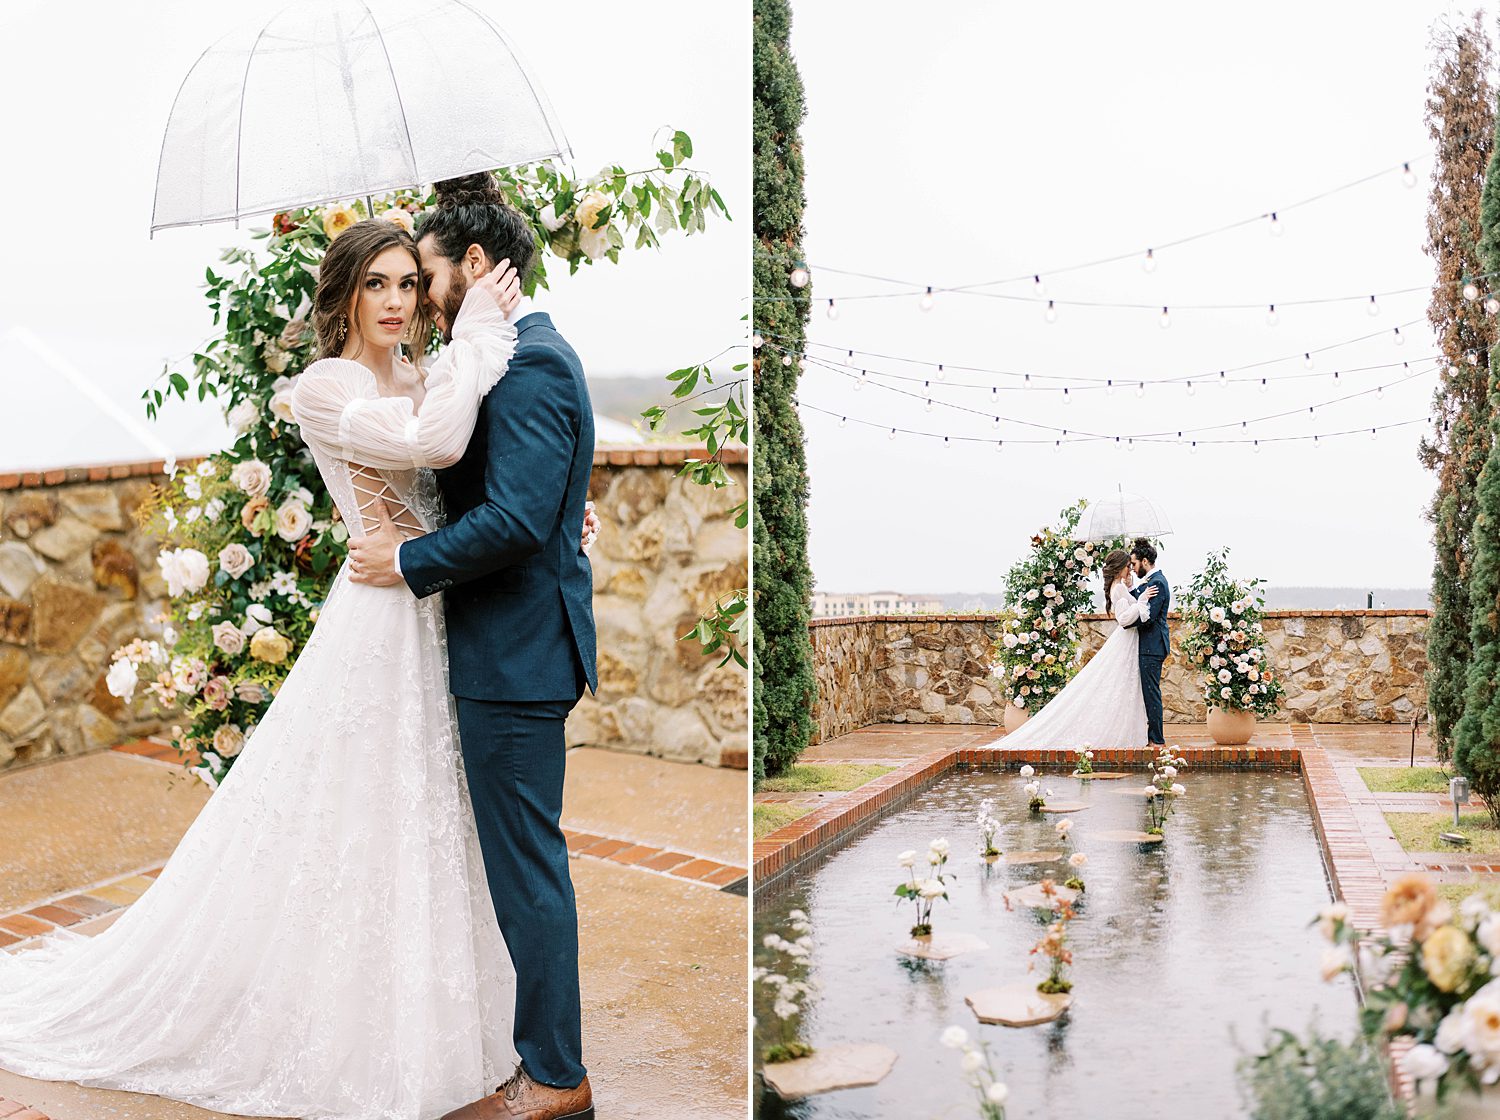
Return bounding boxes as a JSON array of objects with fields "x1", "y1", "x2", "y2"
[
  {"x1": 994, "y1": 549, "x2": 1159, "y2": 750},
  {"x1": 0, "y1": 218, "x2": 592, "y2": 1120}
]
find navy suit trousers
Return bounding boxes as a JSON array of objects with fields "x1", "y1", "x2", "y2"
[
  {"x1": 1140, "y1": 654, "x2": 1165, "y2": 746},
  {"x1": 454, "y1": 695, "x2": 585, "y2": 1088}
]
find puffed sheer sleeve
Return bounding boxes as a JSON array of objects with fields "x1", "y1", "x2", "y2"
[
  {"x1": 1113, "y1": 584, "x2": 1149, "y2": 627},
  {"x1": 289, "y1": 284, "x2": 518, "y2": 471}
]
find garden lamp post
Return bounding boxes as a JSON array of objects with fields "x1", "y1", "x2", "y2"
[{"x1": 1451, "y1": 775, "x2": 1471, "y2": 828}]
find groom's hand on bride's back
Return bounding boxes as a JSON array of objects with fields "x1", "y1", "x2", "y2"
[{"x1": 348, "y1": 504, "x2": 405, "y2": 588}]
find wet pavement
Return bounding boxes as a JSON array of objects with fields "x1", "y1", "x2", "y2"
[{"x1": 0, "y1": 744, "x2": 748, "y2": 1120}]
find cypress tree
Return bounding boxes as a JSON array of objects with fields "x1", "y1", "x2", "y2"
[
  {"x1": 1422, "y1": 14, "x2": 1495, "y2": 762},
  {"x1": 752, "y1": 0, "x2": 816, "y2": 780}
]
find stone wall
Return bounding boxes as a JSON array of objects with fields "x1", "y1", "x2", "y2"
[
  {"x1": 0, "y1": 449, "x2": 748, "y2": 772},
  {"x1": 808, "y1": 610, "x2": 1430, "y2": 743}
]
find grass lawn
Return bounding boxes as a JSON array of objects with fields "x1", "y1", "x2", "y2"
[
  {"x1": 759, "y1": 762, "x2": 895, "y2": 794},
  {"x1": 1358, "y1": 767, "x2": 1453, "y2": 794},
  {"x1": 1385, "y1": 810, "x2": 1500, "y2": 854},
  {"x1": 1438, "y1": 880, "x2": 1500, "y2": 911},
  {"x1": 754, "y1": 802, "x2": 813, "y2": 839}
]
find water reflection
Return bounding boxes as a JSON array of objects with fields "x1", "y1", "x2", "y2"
[{"x1": 753, "y1": 770, "x2": 1355, "y2": 1118}]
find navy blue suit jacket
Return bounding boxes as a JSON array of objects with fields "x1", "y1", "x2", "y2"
[
  {"x1": 1129, "y1": 569, "x2": 1172, "y2": 659},
  {"x1": 400, "y1": 312, "x2": 598, "y2": 702}
]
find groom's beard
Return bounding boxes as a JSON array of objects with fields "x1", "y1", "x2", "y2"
[{"x1": 436, "y1": 265, "x2": 469, "y2": 343}]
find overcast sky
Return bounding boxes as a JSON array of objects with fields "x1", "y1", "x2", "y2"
[
  {"x1": 790, "y1": 0, "x2": 1497, "y2": 592},
  {"x1": 0, "y1": 0, "x2": 747, "y2": 471}
]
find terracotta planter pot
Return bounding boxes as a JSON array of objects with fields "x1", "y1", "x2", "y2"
[
  {"x1": 1004, "y1": 704, "x2": 1030, "y2": 733},
  {"x1": 1207, "y1": 706, "x2": 1255, "y2": 745}
]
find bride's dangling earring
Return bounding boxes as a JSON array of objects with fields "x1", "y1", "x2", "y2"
[{"x1": 337, "y1": 316, "x2": 349, "y2": 344}]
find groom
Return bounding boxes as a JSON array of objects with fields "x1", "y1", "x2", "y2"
[
  {"x1": 349, "y1": 174, "x2": 598, "y2": 1120},
  {"x1": 1126, "y1": 539, "x2": 1170, "y2": 748}
]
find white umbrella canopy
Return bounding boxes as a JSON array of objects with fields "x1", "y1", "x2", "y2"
[
  {"x1": 1076, "y1": 489, "x2": 1174, "y2": 543},
  {"x1": 152, "y1": 0, "x2": 570, "y2": 233}
]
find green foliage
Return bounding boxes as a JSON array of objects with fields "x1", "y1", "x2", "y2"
[
  {"x1": 1178, "y1": 547, "x2": 1286, "y2": 719},
  {"x1": 752, "y1": 0, "x2": 816, "y2": 781},
  {"x1": 118, "y1": 138, "x2": 728, "y2": 785},
  {"x1": 1238, "y1": 1024, "x2": 1402, "y2": 1120}
]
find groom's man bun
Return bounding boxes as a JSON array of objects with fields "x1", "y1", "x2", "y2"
[
  {"x1": 418, "y1": 171, "x2": 538, "y2": 281},
  {"x1": 1131, "y1": 538, "x2": 1158, "y2": 564}
]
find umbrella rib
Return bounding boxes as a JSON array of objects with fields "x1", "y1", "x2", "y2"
[
  {"x1": 356, "y1": 0, "x2": 419, "y2": 183},
  {"x1": 150, "y1": 40, "x2": 216, "y2": 237},
  {"x1": 233, "y1": 20, "x2": 275, "y2": 227},
  {"x1": 448, "y1": 0, "x2": 572, "y2": 160}
]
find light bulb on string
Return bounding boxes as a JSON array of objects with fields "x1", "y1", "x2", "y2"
[
  {"x1": 1468, "y1": 351, "x2": 1481, "y2": 366},
  {"x1": 781, "y1": 353, "x2": 792, "y2": 367},
  {"x1": 888, "y1": 428, "x2": 896, "y2": 441},
  {"x1": 1136, "y1": 381, "x2": 1145, "y2": 398},
  {"x1": 1377, "y1": 385, "x2": 1384, "y2": 400},
  {"x1": 1367, "y1": 295, "x2": 1379, "y2": 317},
  {"x1": 1254, "y1": 440, "x2": 1261, "y2": 454},
  {"x1": 1303, "y1": 352, "x2": 1315, "y2": 369},
  {"x1": 1266, "y1": 304, "x2": 1278, "y2": 326},
  {"x1": 1219, "y1": 370, "x2": 1228, "y2": 388},
  {"x1": 1106, "y1": 378, "x2": 1115, "y2": 396},
  {"x1": 1393, "y1": 328, "x2": 1404, "y2": 346},
  {"x1": 826, "y1": 299, "x2": 839, "y2": 320},
  {"x1": 1487, "y1": 297, "x2": 1500, "y2": 315},
  {"x1": 1159, "y1": 306, "x2": 1171, "y2": 329},
  {"x1": 1053, "y1": 440, "x2": 1061, "y2": 454},
  {"x1": 995, "y1": 440, "x2": 1004, "y2": 453},
  {"x1": 1464, "y1": 280, "x2": 1480, "y2": 301},
  {"x1": 854, "y1": 370, "x2": 866, "y2": 391},
  {"x1": 1269, "y1": 212, "x2": 1283, "y2": 237},
  {"x1": 1260, "y1": 378, "x2": 1268, "y2": 393},
  {"x1": 1190, "y1": 441, "x2": 1199, "y2": 455},
  {"x1": 843, "y1": 349, "x2": 854, "y2": 366},
  {"x1": 1186, "y1": 380, "x2": 1196, "y2": 397},
  {"x1": 944, "y1": 436, "x2": 951, "y2": 449},
  {"x1": 838, "y1": 416, "x2": 847, "y2": 428},
  {"x1": 1403, "y1": 162, "x2": 1417, "y2": 188},
  {"x1": 789, "y1": 264, "x2": 810, "y2": 288},
  {"x1": 1033, "y1": 274, "x2": 1045, "y2": 297},
  {"x1": 1333, "y1": 370, "x2": 1340, "y2": 382},
  {"x1": 936, "y1": 364, "x2": 946, "y2": 381},
  {"x1": 1024, "y1": 373, "x2": 1032, "y2": 388},
  {"x1": 1143, "y1": 248, "x2": 1157, "y2": 273},
  {"x1": 992, "y1": 415, "x2": 1001, "y2": 428},
  {"x1": 1063, "y1": 387, "x2": 1071, "y2": 404},
  {"x1": 924, "y1": 398, "x2": 933, "y2": 412},
  {"x1": 1308, "y1": 406, "x2": 1316, "y2": 421},
  {"x1": 1370, "y1": 428, "x2": 1378, "y2": 441},
  {"x1": 1045, "y1": 300, "x2": 1057, "y2": 323},
  {"x1": 752, "y1": 333, "x2": 764, "y2": 348},
  {"x1": 1128, "y1": 438, "x2": 1136, "y2": 453},
  {"x1": 1314, "y1": 435, "x2": 1321, "y2": 451},
  {"x1": 919, "y1": 286, "x2": 935, "y2": 311}
]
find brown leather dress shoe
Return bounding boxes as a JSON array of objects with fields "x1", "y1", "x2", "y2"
[{"x1": 438, "y1": 1065, "x2": 594, "y2": 1120}]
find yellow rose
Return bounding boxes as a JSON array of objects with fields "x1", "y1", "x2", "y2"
[
  {"x1": 381, "y1": 208, "x2": 415, "y2": 235},
  {"x1": 575, "y1": 189, "x2": 610, "y2": 231},
  {"x1": 1421, "y1": 925, "x2": 1475, "y2": 993},
  {"x1": 323, "y1": 204, "x2": 358, "y2": 241},
  {"x1": 249, "y1": 627, "x2": 294, "y2": 665}
]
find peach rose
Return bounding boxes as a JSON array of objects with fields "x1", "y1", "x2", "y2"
[{"x1": 241, "y1": 496, "x2": 272, "y2": 537}]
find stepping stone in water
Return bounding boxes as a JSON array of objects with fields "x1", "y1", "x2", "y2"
[
  {"x1": 1004, "y1": 850, "x2": 1064, "y2": 865},
  {"x1": 966, "y1": 984, "x2": 1072, "y2": 1027},
  {"x1": 1039, "y1": 801, "x2": 1090, "y2": 813},
  {"x1": 1005, "y1": 882, "x2": 1081, "y2": 910},
  {"x1": 895, "y1": 931, "x2": 990, "y2": 961},
  {"x1": 1076, "y1": 771, "x2": 1132, "y2": 780},
  {"x1": 760, "y1": 1042, "x2": 900, "y2": 1099},
  {"x1": 1095, "y1": 829, "x2": 1165, "y2": 844}
]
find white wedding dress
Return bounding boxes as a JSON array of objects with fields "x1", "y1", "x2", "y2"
[
  {"x1": 993, "y1": 580, "x2": 1151, "y2": 750},
  {"x1": 0, "y1": 286, "x2": 523, "y2": 1120}
]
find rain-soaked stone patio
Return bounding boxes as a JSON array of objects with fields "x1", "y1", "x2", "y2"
[{"x1": 0, "y1": 742, "x2": 748, "y2": 1120}]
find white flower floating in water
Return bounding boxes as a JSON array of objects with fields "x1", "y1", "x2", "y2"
[
  {"x1": 1069, "y1": 852, "x2": 1088, "y2": 868},
  {"x1": 1019, "y1": 764, "x2": 1035, "y2": 778}
]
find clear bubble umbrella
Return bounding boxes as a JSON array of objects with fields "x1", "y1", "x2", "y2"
[
  {"x1": 151, "y1": 0, "x2": 570, "y2": 234},
  {"x1": 1076, "y1": 487, "x2": 1174, "y2": 543}
]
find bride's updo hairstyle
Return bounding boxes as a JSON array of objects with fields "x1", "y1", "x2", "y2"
[
  {"x1": 1102, "y1": 549, "x2": 1131, "y2": 596},
  {"x1": 313, "y1": 218, "x2": 432, "y2": 361},
  {"x1": 416, "y1": 172, "x2": 538, "y2": 282}
]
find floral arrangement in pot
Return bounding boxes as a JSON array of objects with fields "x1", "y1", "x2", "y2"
[
  {"x1": 940, "y1": 1027, "x2": 1009, "y2": 1118},
  {"x1": 895, "y1": 838, "x2": 952, "y2": 937},
  {"x1": 1028, "y1": 881, "x2": 1076, "y2": 994},
  {"x1": 1142, "y1": 747, "x2": 1187, "y2": 835},
  {"x1": 1178, "y1": 547, "x2": 1284, "y2": 743},
  {"x1": 977, "y1": 799, "x2": 1002, "y2": 860},
  {"x1": 1072, "y1": 745, "x2": 1095, "y2": 777},
  {"x1": 1320, "y1": 874, "x2": 1500, "y2": 1110}
]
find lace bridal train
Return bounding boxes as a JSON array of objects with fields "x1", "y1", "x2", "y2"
[
  {"x1": 992, "y1": 579, "x2": 1151, "y2": 751},
  {"x1": 0, "y1": 286, "x2": 522, "y2": 1120}
]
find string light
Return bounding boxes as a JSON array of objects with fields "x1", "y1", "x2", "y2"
[
  {"x1": 925, "y1": 398, "x2": 934, "y2": 412},
  {"x1": 888, "y1": 427, "x2": 896, "y2": 440},
  {"x1": 1159, "y1": 306, "x2": 1171, "y2": 329},
  {"x1": 1403, "y1": 162, "x2": 1418, "y2": 187},
  {"x1": 1269, "y1": 212, "x2": 1283, "y2": 237},
  {"x1": 1186, "y1": 381, "x2": 1196, "y2": 396},
  {"x1": 936, "y1": 364, "x2": 946, "y2": 381},
  {"x1": 790, "y1": 264, "x2": 810, "y2": 288},
  {"x1": 1135, "y1": 381, "x2": 1146, "y2": 398},
  {"x1": 1367, "y1": 295, "x2": 1380, "y2": 316},
  {"x1": 1254, "y1": 440, "x2": 1261, "y2": 454},
  {"x1": 752, "y1": 333, "x2": 764, "y2": 348},
  {"x1": 1303, "y1": 352, "x2": 1314, "y2": 369},
  {"x1": 826, "y1": 299, "x2": 838, "y2": 320},
  {"x1": 1033, "y1": 274, "x2": 1045, "y2": 297},
  {"x1": 1393, "y1": 327, "x2": 1404, "y2": 346},
  {"x1": 1464, "y1": 280, "x2": 1480, "y2": 301},
  {"x1": 992, "y1": 415, "x2": 1001, "y2": 428},
  {"x1": 781, "y1": 353, "x2": 792, "y2": 367},
  {"x1": 919, "y1": 286, "x2": 935, "y2": 311},
  {"x1": 838, "y1": 416, "x2": 847, "y2": 428},
  {"x1": 1260, "y1": 378, "x2": 1268, "y2": 393},
  {"x1": 1487, "y1": 297, "x2": 1500, "y2": 315},
  {"x1": 1266, "y1": 303, "x2": 1279, "y2": 326},
  {"x1": 1045, "y1": 300, "x2": 1058, "y2": 323},
  {"x1": 1468, "y1": 351, "x2": 1481, "y2": 366},
  {"x1": 1143, "y1": 248, "x2": 1157, "y2": 273},
  {"x1": 1106, "y1": 378, "x2": 1115, "y2": 396}
]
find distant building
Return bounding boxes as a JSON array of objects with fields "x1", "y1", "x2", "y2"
[{"x1": 812, "y1": 591, "x2": 947, "y2": 618}]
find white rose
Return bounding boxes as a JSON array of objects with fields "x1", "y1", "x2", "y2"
[
  {"x1": 575, "y1": 189, "x2": 610, "y2": 230},
  {"x1": 105, "y1": 658, "x2": 138, "y2": 700},
  {"x1": 213, "y1": 723, "x2": 246, "y2": 758},
  {"x1": 227, "y1": 399, "x2": 259, "y2": 434},
  {"x1": 1437, "y1": 1009, "x2": 1467, "y2": 1054},
  {"x1": 1210, "y1": 606, "x2": 1226, "y2": 623},
  {"x1": 1003, "y1": 633, "x2": 1018, "y2": 649},
  {"x1": 1320, "y1": 943, "x2": 1352, "y2": 981},
  {"x1": 1171, "y1": 783, "x2": 1186, "y2": 795},
  {"x1": 212, "y1": 621, "x2": 245, "y2": 655},
  {"x1": 203, "y1": 498, "x2": 226, "y2": 522},
  {"x1": 930, "y1": 838, "x2": 950, "y2": 855},
  {"x1": 1026, "y1": 588, "x2": 1040, "y2": 601},
  {"x1": 986, "y1": 1083, "x2": 1009, "y2": 1105},
  {"x1": 1218, "y1": 669, "x2": 1232, "y2": 683},
  {"x1": 1221, "y1": 687, "x2": 1232, "y2": 699},
  {"x1": 1024, "y1": 781, "x2": 1040, "y2": 797},
  {"x1": 270, "y1": 384, "x2": 297, "y2": 423},
  {"x1": 157, "y1": 548, "x2": 210, "y2": 597},
  {"x1": 1069, "y1": 852, "x2": 1088, "y2": 868},
  {"x1": 242, "y1": 604, "x2": 274, "y2": 636},
  {"x1": 275, "y1": 499, "x2": 313, "y2": 543},
  {"x1": 231, "y1": 459, "x2": 272, "y2": 497},
  {"x1": 898, "y1": 850, "x2": 916, "y2": 868},
  {"x1": 539, "y1": 199, "x2": 569, "y2": 232},
  {"x1": 1404, "y1": 1043, "x2": 1450, "y2": 1084},
  {"x1": 918, "y1": 879, "x2": 947, "y2": 899},
  {"x1": 961, "y1": 1050, "x2": 983, "y2": 1074},
  {"x1": 1315, "y1": 902, "x2": 1348, "y2": 940},
  {"x1": 940, "y1": 1026, "x2": 968, "y2": 1050},
  {"x1": 1019, "y1": 765, "x2": 1035, "y2": 777},
  {"x1": 218, "y1": 543, "x2": 255, "y2": 579}
]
